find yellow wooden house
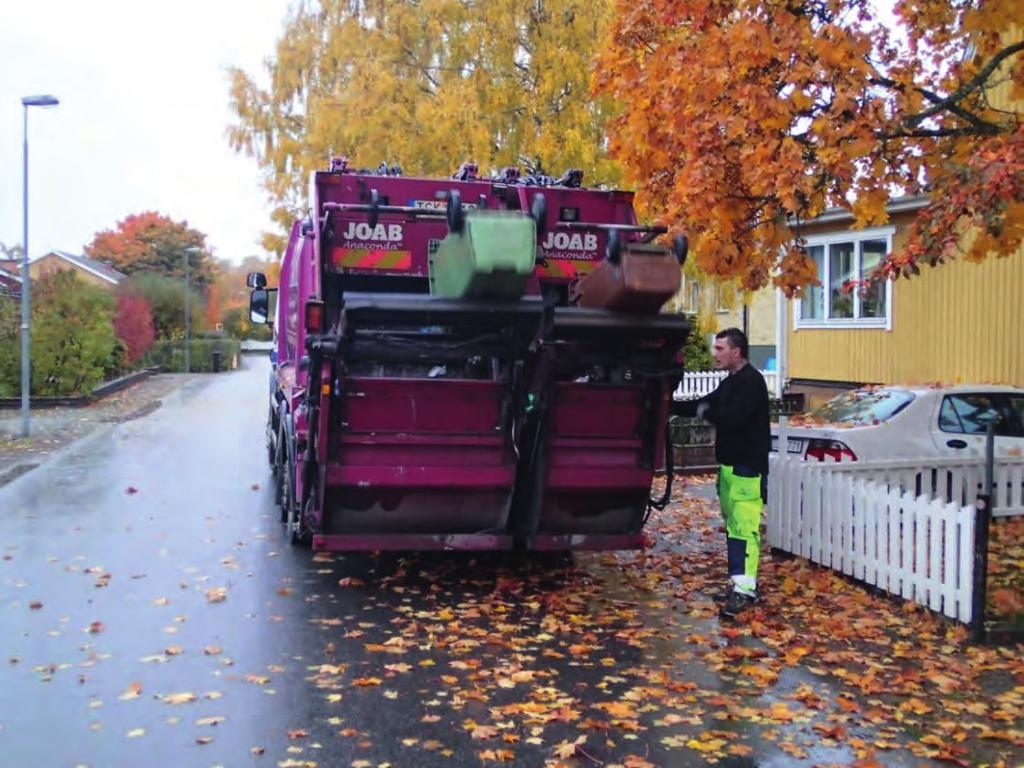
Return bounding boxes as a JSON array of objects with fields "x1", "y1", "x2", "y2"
[{"x1": 779, "y1": 42, "x2": 1022, "y2": 407}]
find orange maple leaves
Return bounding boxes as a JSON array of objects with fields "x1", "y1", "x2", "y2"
[{"x1": 593, "y1": 0, "x2": 1023, "y2": 294}]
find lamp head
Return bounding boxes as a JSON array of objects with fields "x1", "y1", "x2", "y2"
[{"x1": 22, "y1": 95, "x2": 59, "y2": 107}]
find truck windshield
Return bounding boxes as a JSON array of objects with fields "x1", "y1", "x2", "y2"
[{"x1": 809, "y1": 388, "x2": 916, "y2": 426}]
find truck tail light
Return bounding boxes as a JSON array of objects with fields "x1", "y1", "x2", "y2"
[
  {"x1": 305, "y1": 300, "x2": 325, "y2": 333},
  {"x1": 805, "y1": 439, "x2": 858, "y2": 462}
]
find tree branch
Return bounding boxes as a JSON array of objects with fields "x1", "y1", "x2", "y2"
[
  {"x1": 878, "y1": 126, "x2": 983, "y2": 139},
  {"x1": 905, "y1": 41, "x2": 1024, "y2": 127}
]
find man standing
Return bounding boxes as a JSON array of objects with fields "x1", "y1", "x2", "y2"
[{"x1": 678, "y1": 328, "x2": 770, "y2": 618}]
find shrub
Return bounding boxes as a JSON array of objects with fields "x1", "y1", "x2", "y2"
[
  {"x1": 30, "y1": 271, "x2": 116, "y2": 396},
  {"x1": 114, "y1": 291, "x2": 156, "y2": 364},
  {"x1": 143, "y1": 338, "x2": 241, "y2": 373},
  {"x1": 124, "y1": 272, "x2": 206, "y2": 340},
  {"x1": 0, "y1": 298, "x2": 18, "y2": 397},
  {"x1": 683, "y1": 312, "x2": 714, "y2": 371},
  {"x1": 221, "y1": 305, "x2": 272, "y2": 340}
]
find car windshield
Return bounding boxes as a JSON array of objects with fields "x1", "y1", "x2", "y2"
[{"x1": 808, "y1": 388, "x2": 916, "y2": 426}]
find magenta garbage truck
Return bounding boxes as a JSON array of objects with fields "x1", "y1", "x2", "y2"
[{"x1": 247, "y1": 158, "x2": 690, "y2": 552}]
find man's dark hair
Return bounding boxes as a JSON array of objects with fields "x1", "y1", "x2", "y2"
[{"x1": 715, "y1": 327, "x2": 748, "y2": 359}]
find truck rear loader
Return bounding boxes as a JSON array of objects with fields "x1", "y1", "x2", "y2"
[{"x1": 248, "y1": 158, "x2": 690, "y2": 552}]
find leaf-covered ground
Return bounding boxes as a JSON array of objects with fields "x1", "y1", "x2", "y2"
[
  {"x1": 3, "y1": 470, "x2": 1021, "y2": 767},
  {"x1": 262, "y1": 480, "x2": 1023, "y2": 768},
  {"x1": 989, "y1": 517, "x2": 1024, "y2": 626}
]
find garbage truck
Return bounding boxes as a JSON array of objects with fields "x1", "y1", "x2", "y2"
[{"x1": 247, "y1": 158, "x2": 690, "y2": 551}]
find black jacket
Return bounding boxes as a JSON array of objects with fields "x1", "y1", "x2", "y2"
[{"x1": 677, "y1": 364, "x2": 770, "y2": 476}]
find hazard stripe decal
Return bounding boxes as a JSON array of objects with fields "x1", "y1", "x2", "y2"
[
  {"x1": 331, "y1": 247, "x2": 413, "y2": 271},
  {"x1": 534, "y1": 259, "x2": 598, "y2": 279}
]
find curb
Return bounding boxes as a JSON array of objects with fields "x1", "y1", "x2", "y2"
[{"x1": 0, "y1": 367, "x2": 160, "y2": 410}]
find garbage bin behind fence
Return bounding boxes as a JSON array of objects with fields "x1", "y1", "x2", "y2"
[{"x1": 212, "y1": 350, "x2": 223, "y2": 373}]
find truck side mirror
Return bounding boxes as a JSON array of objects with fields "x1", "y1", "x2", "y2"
[
  {"x1": 247, "y1": 271, "x2": 267, "y2": 289},
  {"x1": 250, "y1": 288, "x2": 276, "y2": 324}
]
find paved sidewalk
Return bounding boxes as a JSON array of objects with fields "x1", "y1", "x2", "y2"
[{"x1": 0, "y1": 373, "x2": 192, "y2": 486}]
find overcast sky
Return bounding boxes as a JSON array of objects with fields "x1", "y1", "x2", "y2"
[{"x1": 1, "y1": 0, "x2": 291, "y2": 265}]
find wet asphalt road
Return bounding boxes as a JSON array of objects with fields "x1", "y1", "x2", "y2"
[{"x1": 0, "y1": 358, "x2": 973, "y2": 767}]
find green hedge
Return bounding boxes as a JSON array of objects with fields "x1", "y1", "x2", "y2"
[{"x1": 143, "y1": 338, "x2": 241, "y2": 373}]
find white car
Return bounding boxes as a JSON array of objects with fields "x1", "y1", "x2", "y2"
[{"x1": 772, "y1": 385, "x2": 1024, "y2": 462}]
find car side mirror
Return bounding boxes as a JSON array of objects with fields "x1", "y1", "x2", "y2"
[
  {"x1": 250, "y1": 288, "x2": 277, "y2": 324},
  {"x1": 247, "y1": 271, "x2": 267, "y2": 289}
]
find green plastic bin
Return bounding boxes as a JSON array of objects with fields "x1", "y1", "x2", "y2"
[{"x1": 430, "y1": 213, "x2": 536, "y2": 299}]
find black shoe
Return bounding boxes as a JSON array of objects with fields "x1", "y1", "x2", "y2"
[{"x1": 719, "y1": 590, "x2": 759, "y2": 619}]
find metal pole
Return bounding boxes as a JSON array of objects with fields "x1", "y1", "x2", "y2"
[
  {"x1": 970, "y1": 420, "x2": 995, "y2": 642},
  {"x1": 773, "y1": 287, "x2": 786, "y2": 399},
  {"x1": 21, "y1": 106, "x2": 31, "y2": 437},
  {"x1": 184, "y1": 251, "x2": 190, "y2": 373}
]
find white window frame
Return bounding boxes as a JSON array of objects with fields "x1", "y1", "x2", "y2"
[{"x1": 793, "y1": 225, "x2": 894, "y2": 331}]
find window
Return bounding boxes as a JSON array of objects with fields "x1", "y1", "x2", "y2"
[
  {"x1": 800, "y1": 245, "x2": 824, "y2": 320},
  {"x1": 678, "y1": 277, "x2": 700, "y2": 313},
  {"x1": 794, "y1": 227, "x2": 894, "y2": 329},
  {"x1": 809, "y1": 388, "x2": 915, "y2": 426},
  {"x1": 1011, "y1": 396, "x2": 1024, "y2": 432},
  {"x1": 285, "y1": 249, "x2": 300, "y2": 359},
  {"x1": 939, "y1": 394, "x2": 1023, "y2": 437}
]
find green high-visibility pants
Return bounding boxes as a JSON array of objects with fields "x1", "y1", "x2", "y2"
[{"x1": 717, "y1": 464, "x2": 764, "y2": 585}]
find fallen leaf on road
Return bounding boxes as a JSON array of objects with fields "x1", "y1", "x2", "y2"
[
  {"x1": 196, "y1": 716, "x2": 226, "y2": 727},
  {"x1": 470, "y1": 725, "x2": 499, "y2": 740},
  {"x1": 206, "y1": 587, "x2": 228, "y2": 603},
  {"x1": 119, "y1": 682, "x2": 143, "y2": 700},
  {"x1": 160, "y1": 692, "x2": 197, "y2": 705},
  {"x1": 29, "y1": 601, "x2": 42, "y2": 610},
  {"x1": 125, "y1": 728, "x2": 145, "y2": 738},
  {"x1": 552, "y1": 735, "x2": 587, "y2": 758},
  {"x1": 86, "y1": 621, "x2": 104, "y2": 634}
]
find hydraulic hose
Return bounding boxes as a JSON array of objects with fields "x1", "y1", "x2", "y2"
[{"x1": 645, "y1": 418, "x2": 674, "y2": 522}]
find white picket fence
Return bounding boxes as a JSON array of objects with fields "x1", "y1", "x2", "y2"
[
  {"x1": 674, "y1": 370, "x2": 778, "y2": 400},
  {"x1": 768, "y1": 433, "x2": 1024, "y2": 624}
]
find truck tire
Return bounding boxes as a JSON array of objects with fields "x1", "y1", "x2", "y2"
[
  {"x1": 275, "y1": 418, "x2": 289, "y2": 517},
  {"x1": 267, "y1": 406, "x2": 277, "y2": 469},
  {"x1": 290, "y1": 490, "x2": 314, "y2": 546}
]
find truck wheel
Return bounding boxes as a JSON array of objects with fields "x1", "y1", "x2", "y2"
[
  {"x1": 447, "y1": 190, "x2": 464, "y2": 234},
  {"x1": 266, "y1": 406, "x2": 277, "y2": 468},
  {"x1": 276, "y1": 417, "x2": 292, "y2": 528},
  {"x1": 530, "y1": 194, "x2": 547, "y2": 237},
  {"x1": 290, "y1": 491, "x2": 313, "y2": 546},
  {"x1": 673, "y1": 234, "x2": 688, "y2": 265},
  {"x1": 606, "y1": 229, "x2": 622, "y2": 264}
]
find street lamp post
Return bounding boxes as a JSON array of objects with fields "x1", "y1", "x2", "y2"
[
  {"x1": 20, "y1": 94, "x2": 59, "y2": 438},
  {"x1": 184, "y1": 246, "x2": 201, "y2": 373}
]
